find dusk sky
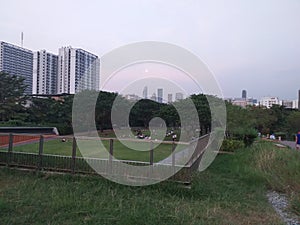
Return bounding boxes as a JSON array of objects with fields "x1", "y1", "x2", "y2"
[{"x1": 1, "y1": 0, "x2": 299, "y2": 100}]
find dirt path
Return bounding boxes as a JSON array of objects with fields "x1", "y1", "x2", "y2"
[{"x1": 280, "y1": 140, "x2": 298, "y2": 150}]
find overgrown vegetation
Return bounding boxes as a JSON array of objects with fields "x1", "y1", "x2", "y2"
[{"x1": 252, "y1": 142, "x2": 300, "y2": 215}]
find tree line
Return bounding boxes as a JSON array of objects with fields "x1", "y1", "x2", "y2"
[{"x1": 1, "y1": 72, "x2": 300, "y2": 140}]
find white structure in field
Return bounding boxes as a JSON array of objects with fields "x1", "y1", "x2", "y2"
[
  {"x1": 0, "y1": 41, "x2": 33, "y2": 94},
  {"x1": 260, "y1": 97, "x2": 280, "y2": 108},
  {"x1": 57, "y1": 46, "x2": 100, "y2": 94},
  {"x1": 32, "y1": 50, "x2": 58, "y2": 95}
]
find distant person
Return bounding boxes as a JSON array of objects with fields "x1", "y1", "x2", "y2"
[
  {"x1": 296, "y1": 131, "x2": 300, "y2": 150},
  {"x1": 270, "y1": 134, "x2": 276, "y2": 140},
  {"x1": 172, "y1": 133, "x2": 177, "y2": 142}
]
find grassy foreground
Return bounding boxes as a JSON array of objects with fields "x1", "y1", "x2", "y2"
[{"x1": 0, "y1": 141, "x2": 299, "y2": 224}]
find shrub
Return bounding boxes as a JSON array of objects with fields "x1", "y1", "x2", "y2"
[
  {"x1": 221, "y1": 139, "x2": 244, "y2": 152},
  {"x1": 0, "y1": 120, "x2": 26, "y2": 126},
  {"x1": 233, "y1": 127, "x2": 258, "y2": 147}
]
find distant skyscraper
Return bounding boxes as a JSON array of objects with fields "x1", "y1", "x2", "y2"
[
  {"x1": 298, "y1": 90, "x2": 300, "y2": 110},
  {"x1": 150, "y1": 93, "x2": 156, "y2": 102},
  {"x1": 32, "y1": 50, "x2": 58, "y2": 95},
  {"x1": 142, "y1": 86, "x2": 148, "y2": 99},
  {"x1": 168, "y1": 93, "x2": 172, "y2": 103},
  {"x1": 242, "y1": 90, "x2": 247, "y2": 99},
  {"x1": 157, "y1": 88, "x2": 163, "y2": 103},
  {"x1": 175, "y1": 92, "x2": 184, "y2": 101},
  {"x1": 57, "y1": 46, "x2": 100, "y2": 94},
  {"x1": 0, "y1": 41, "x2": 33, "y2": 94}
]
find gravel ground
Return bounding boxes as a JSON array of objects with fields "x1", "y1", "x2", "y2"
[{"x1": 267, "y1": 191, "x2": 299, "y2": 225}]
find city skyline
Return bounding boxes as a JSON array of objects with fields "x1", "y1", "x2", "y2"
[{"x1": 0, "y1": 38, "x2": 299, "y2": 102}]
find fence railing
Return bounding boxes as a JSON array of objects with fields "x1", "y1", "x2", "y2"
[{"x1": 0, "y1": 133, "x2": 210, "y2": 184}]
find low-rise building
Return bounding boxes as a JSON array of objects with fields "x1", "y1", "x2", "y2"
[{"x1": 259, "y1": 97, "x2": 280, "y2": 108}]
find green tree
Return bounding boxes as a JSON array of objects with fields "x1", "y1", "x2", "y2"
[
  {"x1": 248, "y1": 106, "x2": 277, "y2": 134},
  {"x1": 95, "y1": 91, "x2": 118, "y2": 131},
  {"x1": 129, "y1": 99, "x2": 161, "y2": 128},
  {"x1": 286, "y1": 111, "x2": 300, "y2": 137},
  {"x1": 157, "y1": 104, "x2": 179, "y2": 127},
  {"x1": 0, "y1": 72, "x2": 27, "y2": 122}
]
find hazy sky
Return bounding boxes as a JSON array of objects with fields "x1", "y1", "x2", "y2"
[{"x1": 1, "y1": 0, "x2": 299, "y2": 100}]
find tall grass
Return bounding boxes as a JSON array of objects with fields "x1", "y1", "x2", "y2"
[
  {"x1": 250, "y1": 142, "x2": 300, "y2": 214},
  {"x1": 1, "y1": 140, "x2": 299, "y2": 224}
]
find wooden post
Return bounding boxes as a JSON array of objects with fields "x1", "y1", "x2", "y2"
[
  {"x1": 7, "y1": 133, "x2": 13, "y2": 166},
  {"x1": 71, "y1": 137, "x2": 77, "y2": 174},
  {"x1": 38, "y1": 135, "x2": 44, "y2": 170},
  {"x1": 8, "y1": 133, "x2": 13, "y2": 152},
  {"x1": 172, "y1": 141, "x2": 176, "y2": 173},
  {"x1": 150, "y1": 141, "x2": 154, "y2": 166},
  {"x1": 109, "y1": 139, "x2": 113, "y2": 173}
]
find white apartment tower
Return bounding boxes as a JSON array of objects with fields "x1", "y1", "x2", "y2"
[
  {"x1": 57, "y1": 47, "x2": 100, "y2": 94},
  {"x1": 0, "y1": 41, "x2": 33, "y2": 94},
  {"x1": 32, "y1": 50, "x2": 58, "y2": 95}
]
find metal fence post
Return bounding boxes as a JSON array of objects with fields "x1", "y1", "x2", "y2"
[
  {"x1": 7, "y1": 133, "x2": 13, "y2": 166},
  {"x1": 38, "y1": 135, "x2": 44, "y2": 170},
  {"x1": 71, "y1": 137, "x2": 77, "y2": 174}
]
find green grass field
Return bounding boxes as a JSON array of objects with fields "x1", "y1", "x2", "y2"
[
  {"x1": 0, "y1": 141, "x2": 299, "y2": 224},
  {"x1": 1, "y1": 138, "x2": 186, "y2": 163}
]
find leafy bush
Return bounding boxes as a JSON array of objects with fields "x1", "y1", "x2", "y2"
[
  {"x1": 233, "y1": 127, "x2": 258, "y2": 147},
  {"x1": 221, "y1": 139, "x2": 244, "y2": 152},
  {"x1": 0, "y1": 120, "x2": 26, "y2": 126}
]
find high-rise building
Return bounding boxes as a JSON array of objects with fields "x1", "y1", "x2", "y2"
[
  {"x1": 168, "y1": 93, "x2": 172, "y2": 103},
  {"x1": 32, "y1": 50, "x2": 58, "y2": 95},
  {"x1": 242, "y1": 90, "x2": 247, "y2": 99},
  {"x1": 175, "y1": 92, "x2": 184, "y2": 101},
  {"x1": 142, "y1": 86, "x2": 148, "y2": 99},
  {"x1": 292, "y1": 100, "x2": 298, "y2": 109},
  {"x1": 57, "y1": 46, "x2": 100, "y2": 94},
  {"x1": 157, "y1": 88, "x2": 163, "y2": 103},
  {"x1": 298, "y1": 90, "x2": 300, "y2": 110},
  {"x1": 0, "y1": 41, "x2": 33, "y2": 94},
  {"x1": 150, "y1": 93, "x2": 156, "y2": 102}
]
